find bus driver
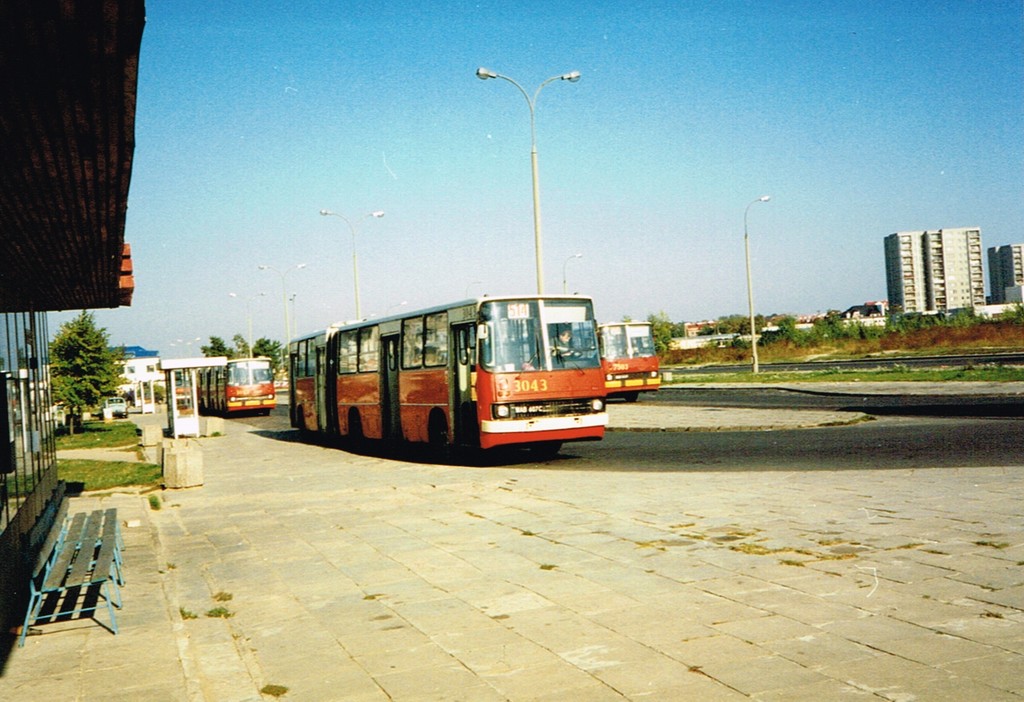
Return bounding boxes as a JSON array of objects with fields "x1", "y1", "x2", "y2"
[{"x1": 551, "y1": 326, "x2": 579, "y2": 363}]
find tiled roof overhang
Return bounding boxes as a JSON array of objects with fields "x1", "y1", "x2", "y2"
[{"x1": 0, "y1": 0, "x2": 145, "y2": 313}]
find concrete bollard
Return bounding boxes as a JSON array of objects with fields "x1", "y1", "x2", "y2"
[
  {"x1": 140, "y1": 424, "x2": 162, "y2": 447},
  {"x1": 201, "y1": 416, "x2": 225, "y2": 437},
  {"x1": 162, "y1": 438, "x2": 204, "y2": 489}
]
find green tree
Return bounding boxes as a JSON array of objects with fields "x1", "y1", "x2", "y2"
[
  {"x1": 646, "y1": 311, "x2": 675, "y2": 356},
  {"x1": 50, "y1": 312, "x2": 124, "y2": 433},
  {"x1": 997, "y1": 303, "x2": 1024, "y2": 324},
  {"x1": 251, "y1": 338, "x2": 283, "y2": 373},
  {"x1": 760, "y1": 315, "x2": 803, "y2": 347},
  {"x1": 201, "y1": 336, "x2": 233, "y2": 358},
  {"x1": 231, "y1": 334, "x2": 251, "y2": 358}
]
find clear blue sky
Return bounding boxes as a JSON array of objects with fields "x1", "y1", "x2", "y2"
[{"x1": 57, "y1": 1, "x2": 1024, "y2": 352}]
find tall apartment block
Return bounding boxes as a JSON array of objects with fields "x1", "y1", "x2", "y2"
[
  {"x1": 988, "y1": 244, "x2": 1024, "y2": 303},
  {"x1": 884, "y1": 227, "x2": 985, "y2": 313}
]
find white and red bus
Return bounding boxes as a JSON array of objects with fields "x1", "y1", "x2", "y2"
[
  {"x1": 599, "y1": 322, "x2": 660, "y2": 402},
  {"x1": 198, "y1": 357, "x2": 277, "y2": 416},
  {"x1": 289, "y1": 295, "x2": 607, "y2": 457}
]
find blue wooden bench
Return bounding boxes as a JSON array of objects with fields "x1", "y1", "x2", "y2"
[{"x1": 19, "y1": 504, "x2": 124, "y2": 646}]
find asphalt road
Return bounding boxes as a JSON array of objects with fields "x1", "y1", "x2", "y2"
[
  {"x1": 649, "y1": 385, "x2": 1024, "y2": 417},
  {"x1": 564, "y1": 416, "x2": 1024, "y2": 472},
  {"x1": 243, "y1": 394, "x2": 1024, "y2": 473}
]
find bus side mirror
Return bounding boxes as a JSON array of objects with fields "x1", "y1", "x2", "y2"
[{"x1": 1, "y1": 373, "x2": 15, "y2": 474}]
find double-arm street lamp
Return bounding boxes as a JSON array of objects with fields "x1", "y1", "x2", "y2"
[
  {"x1": 229, "y1": 291, "x2": 265, "y2": 356},
  {"x1": 743, "y1": 195, "x2": 771, "y2": 373},
  {"x1": 319, "y1": 209, "x2": 384, "y2": 320},
  {"x1": 258, "y1": 263, "x2": 307, "y2": 364},
  {"x1": 476, "y1": 67, "x2": 580, "y2": 294},
  {"x1": 562, "y1": 252, "x2": 582, "y2": 294}
]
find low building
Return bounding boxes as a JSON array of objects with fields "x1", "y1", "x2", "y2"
[{"x1": 118, "y1": 346, "x2": 163, "y2": 411}]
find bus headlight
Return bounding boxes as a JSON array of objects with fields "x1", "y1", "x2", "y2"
[
  {"x1": 592, "y1": 398, "x2": 605, "y2": 412},
  {"x1": 494, "y1": 404, "x2": 511, "y2": 419}
]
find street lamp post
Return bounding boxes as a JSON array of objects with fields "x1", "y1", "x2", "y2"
[
  {"x1": 743, "y1": 195, "x2": 771, "y2": 374},
  {"x1": 289, "y1": 293, "x2": 297, "y2": 340},
  {"x1": 258, "y1": 263, "x2": 307, "y2": 365},
  {"x1": 476, "y1": 67, "x2": 580, "y2": 294},
  {"x1": 229, "y1": 291, "x2": 266, "y2": 356},
  {"x1": 562, "y1": 252, "x2": 582, "y2": 294},
  {"x1": 319, "y1": 209, "x2": 385, "y2": 320}
]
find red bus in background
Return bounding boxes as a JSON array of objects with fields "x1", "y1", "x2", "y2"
[
  {"x1": 198, "y1": 357, "x2": 276, "y2": 416},
  {"x1": 599, "y1": 322, "x2": 660, "y2": 402},
  {"x1": 289, "y1": 295, "x2": 607, "y2": 458}
]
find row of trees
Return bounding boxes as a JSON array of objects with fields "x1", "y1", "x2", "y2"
[{"x1": 199, "y1": 334, "x2": 282, "y2": 369}]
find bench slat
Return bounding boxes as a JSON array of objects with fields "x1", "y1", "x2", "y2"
[
  {"x1": 42, "y1": 512, "x2": 86, "y2": 589},
  {"x1": 64, "y1": 513, "x2": 104, "y2": 585}
]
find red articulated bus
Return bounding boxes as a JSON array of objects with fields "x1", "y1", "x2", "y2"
[
  {"x1": 198, "y1": 357, "x2": 276, "y2": 416},
  {"x1": 289, "y1": 295, "x2": 608, "y2": 457},
  {"x1": 599, "y1": 322, "x2": 660, "y2": 402}
]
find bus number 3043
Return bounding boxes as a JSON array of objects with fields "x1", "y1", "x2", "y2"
[{"x1": 513, "y1": 378, "x2": 549, "y2": 393}]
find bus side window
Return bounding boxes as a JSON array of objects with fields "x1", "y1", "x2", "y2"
[
  {"x1": 402, "y1": 317, "x2": 424, "y2": 369},
  {"x1": 359, "y1": 326, "x2": 379, "y2": 372},
  {"x1": 338, "y1": 331, "x2": 358, "y2": 374},
  {"x1": 424, "y1": 312, "x2": 448, "y2": 367}
]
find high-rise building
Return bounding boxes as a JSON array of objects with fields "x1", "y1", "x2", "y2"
[
  {"x1": 988, "y1": 244, "x2": 1024, "y2": 304},
  {"x1": 884, "y1": 228, "x2": 985, "y2": 313}
]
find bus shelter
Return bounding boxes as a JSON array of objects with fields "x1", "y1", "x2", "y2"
[{"x1": 159, "y1": 357, "x2": 226, "y2": 438}]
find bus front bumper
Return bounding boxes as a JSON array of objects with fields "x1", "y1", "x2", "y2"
[{"x1": 479, "y1": 412, "x2": 608, "y2": 449}]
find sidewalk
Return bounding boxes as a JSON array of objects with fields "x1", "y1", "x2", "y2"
[{"x1": 4, "y1": 393, "x2": 1023, "y2": 701}]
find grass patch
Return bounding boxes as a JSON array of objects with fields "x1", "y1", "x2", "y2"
[
  {"x1": 975, "y1": 540, "x2": 1011, "y2": 549},
  {"x1": 665, "y1": 365, "x2": 1024, "y2": 385},
  {"x1": 731, "y1": 543, "x2": 774, "y2": 556},
  {"x1": 261, "y1": 684, "x2": 289, "y2": 698},
  {"x1": 180, "y1": 607, "x2": 197, "y2": 620},
  {"x1": 58, "y1": 459, "x2": 161, "y2": 491},
  {"x1": 205, "y1": 607, "x2": 233, "y2": 619},
  {"x1": 148, "y1": 494, "x2": 162, "y2": 510},
  {"x1": 213, "y1": 591, "x2": 233, "y2": 602},
  {"x1": 56, "y1": 420, "x2": 139, "y2": 450}
]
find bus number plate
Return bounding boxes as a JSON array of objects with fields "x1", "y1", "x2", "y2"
[{"x1": 513, "y1": 379, "x2": 548, "y2": 393}]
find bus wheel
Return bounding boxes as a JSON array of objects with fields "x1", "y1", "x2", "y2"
[
  {"x1": 428, "y1": 412, "x2": 451, "y2": 462},
  {"x1": 529, "y1": 441, "x2": 563, "y2": 460},
  {"x1": 623, "y1": 392, "x2": 640, "y2": 403}
]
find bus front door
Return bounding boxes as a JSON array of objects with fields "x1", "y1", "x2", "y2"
[
  {"x1": 452, "y1": 323, "x2": 478, "y2": 446},
  {"x1": 381, "y1": 335, "x2": 401, "y2": 441}
]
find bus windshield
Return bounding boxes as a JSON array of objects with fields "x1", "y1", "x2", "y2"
[
  {"x1": 228, "y1": 361, "x2": 273, "y2": 385},
  {"x1": 480, "y1": 299, "x2": 600, "y2": 372},
  {"x1": 626, "y1": 325, "x2": 656, "y2": 357},
  {"x1": 602, "y1": 324, "x2": 656, "y2": 359}
]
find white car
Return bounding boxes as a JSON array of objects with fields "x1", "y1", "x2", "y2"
[{"x1": 101, "y1": 397, "x2": 128, "y2": 418}]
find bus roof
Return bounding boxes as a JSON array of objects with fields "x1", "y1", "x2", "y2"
[{"x1": 295, "y1": 294, "x2": 597, "y2": 340}]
